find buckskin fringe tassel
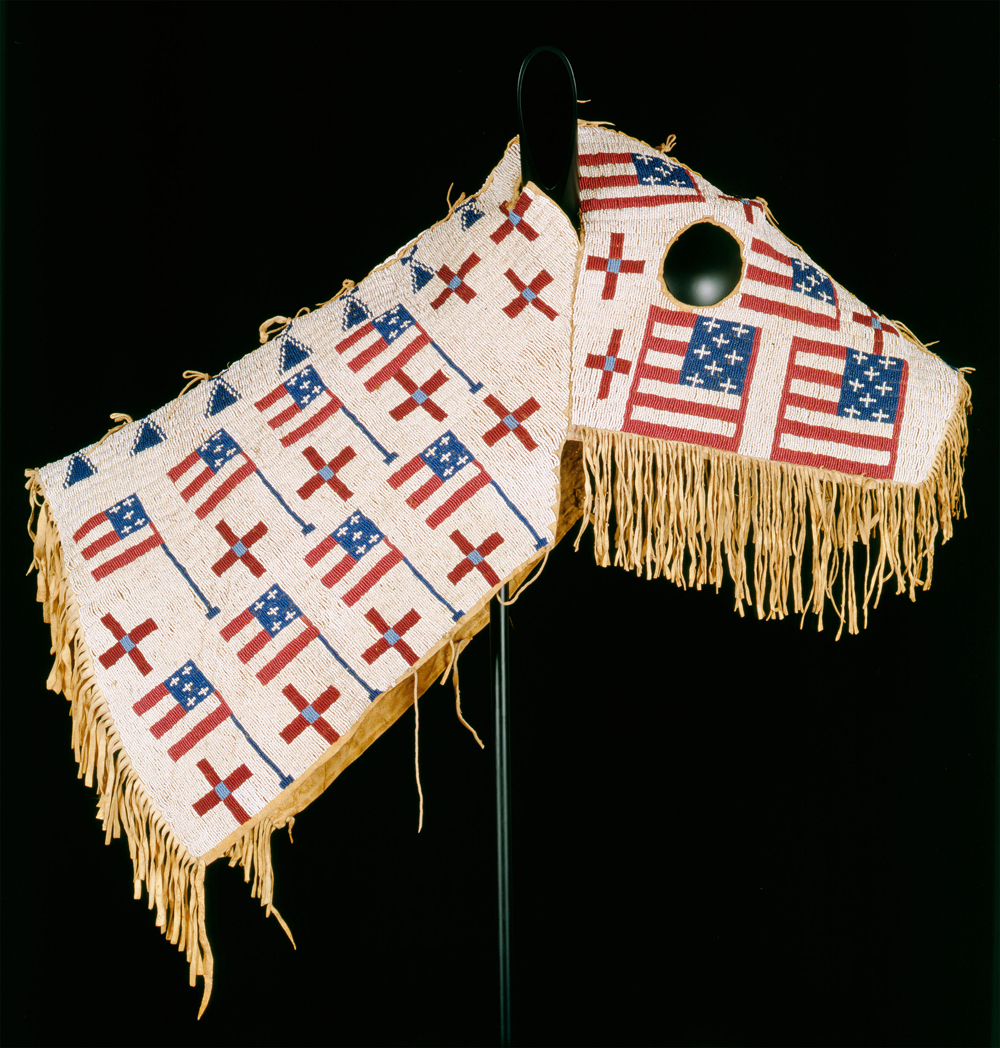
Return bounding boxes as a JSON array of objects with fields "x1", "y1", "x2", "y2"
[
  {"x1": 575, "y1": 376, "x2": 970, "y2": 638},
  {"x1": 222, "y1": 815, "x2": 297, "y2": 949},
  {"x1": 25, "y1": 470, "x2": 299, "y2": 1017}
]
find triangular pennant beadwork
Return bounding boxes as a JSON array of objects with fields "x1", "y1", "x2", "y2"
[
  {"x1": 64, "y1": 453, "x2": 96, "y2": 487},
  {"x1": 340, "y1": 294, "x2": 370, "y2": 330},
  {"x1": 278, "y1": 334, "x2": 312, "y2": 373},
  {"x1": 399, "y1": 245, "x2": 436, "y2": 293},
  {"x1": 205, "y1": 377, "x2": 241, "y2": 417},
  {"x1": 132, "y1": 420, "x2": 166, "y2": 455}
]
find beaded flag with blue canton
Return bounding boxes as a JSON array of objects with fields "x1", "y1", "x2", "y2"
[
  {"x1": 336, "y1": 303, "x2": 482, "y2": 394},
  {"x1": 255, "y1": 364, "x2": 342, "y2": 447},
  {"x1": 220, "y1": 585, "x2": 379, "y2": 699},
  {"x1": 221, "y1": 586, "x2": 308, "y2": 664},
  {"x1": 132, "y1": 659, "x2": 232, "y2": 762},
  {"x1": 169, "y1": 429, "x2": 254, "y2": 517},
  {"x1": 306, "y1": 511, "x2": 386, "y2": 589},
  {"x1": 257, "y1": 362, "x2": 398, "y2": 464},
  {"x1": 333, "y1": 511, "x2": 383, "y2": 558},
  {"x1": 304, "y1": 510, "x2": 464, "y2": 620},
  {"x1": 72, "y1": 493, "x2": 220, "y2": 617},
  {"x1": 337, "y1": 303, "x2": 433, "y2": 387},
  {"x1": 772, "y1": 336, "x2": 909, "y2": 479},
  {"x1": 578, "y1": 150, "x2": 704, "y2": 213},
  {"x1": 388, "y1": 431, "x2": 479, "y2": 512},
  {"x1": 136, "y1": 659, "x2": 217, "y2": 718},
  {"x1": 620, "y1": 306, "x2": 759, "y2": 453},
  {"x1": 741, "y1": 237, "x2": 840, "y2": 330},
  {"x1": 220, "y1": 586, "x2": 321, "y2": 683},
  {"x1": 169, "y1": 428, "x2": 314, "y2": 534},
  {"x1": 387, "y1": 431, "x2": 549, "y2": 548}
]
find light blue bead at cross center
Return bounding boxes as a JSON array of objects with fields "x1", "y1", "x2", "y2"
[
  {"x1": 522, "y1": 287, "x2": 536, "y2": 301},
  {"x1": 448, "y1": 276, "x2": 462, "y2": 289},
  {"x1": 318, "y1": 465, "x2": 335, "y2": 481},
  {"x1": 301, "y1": 704, "x2": 320, "y2": 724},
  {"x1": 603, "y1": 357, "x2": 616, "y2": 371},
  {"x1": 214, "y1": 782, "x2": 231, "y2": 800},
  {"x1": 384, "y1": 628, "x2": 401, "y2": 646},
  {"x1": 120, "y1": 635, "x2": 135, "y2": 652},
  {"x1": 509, "y1": 212, "x2": 521, "y2": 225},
  {"x1": 468, "y1": 550, "x2": 484, "y2": 565},
  {"x1": 232, "y1": 540, "x2": 247, "y2": 557},
  {"x1": 503, "y1": 414, "x2": 519, "y2": 430},
  {"x1": 607, "y1": 258, "x2": 621, "y2": 273},
  {"x1": 412, "y1": 389, "x2": 428, "y2": 404}
]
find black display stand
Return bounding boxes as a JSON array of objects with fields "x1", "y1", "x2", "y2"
[{"x1": 491, "y1": 586, "x2": 512, "y2": 1047}]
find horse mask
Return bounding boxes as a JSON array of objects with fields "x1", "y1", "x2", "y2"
[{"x1": 26, "y1": 112, "x2": 970, "y2": 1014}]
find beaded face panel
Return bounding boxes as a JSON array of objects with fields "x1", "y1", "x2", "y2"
[{"x1": 570, "y1": 126, "x2": 959, "y2": 485}]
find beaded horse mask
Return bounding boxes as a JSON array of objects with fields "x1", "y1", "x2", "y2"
[{"x1": 27, "y1": 119, "x2": 969, "y2": 1014}]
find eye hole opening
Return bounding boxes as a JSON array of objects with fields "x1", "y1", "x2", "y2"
[{"x1": 661, "y1": 221, "x2": 744, "y2": 307}]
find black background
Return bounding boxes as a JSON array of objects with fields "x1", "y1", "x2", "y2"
[{"x1": 2, "y1": 5, "x2": 997, "y2": 1047}]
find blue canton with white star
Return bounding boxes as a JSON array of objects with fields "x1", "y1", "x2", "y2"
[
  {"x1": 250, "y1": 586, "x2": 303, "y2": 636},
  {"x1": 789, "y1": 258, "x2": 836, "y2": 305},
  {"x1": 335, "y1": 512, "x2": 384, "y2": 559},
  {"x1": 372, "y1": 304, "x2": 416, "y2": 344},
  {"x1": 631, "y1": 154, "x2": 695, "y2": 189},
  {"x1": 677, "y1": 316, "x2": 756, "y2": 396},
  {"x1": 196, "y1": 429, "x2": 242, "y2": 472},
  {"x1": 164, "y1": 660, "x2": 215, "y2": 710},
  {"x1": 837, "y1": 351, "x2": 903, "y2": 424},
  {"x1": 105, "y1": 494, "x2": 151, "y2": 538},
  {"x1": 420, "y1": 431, "x2": 474, "y2": 480},
  {"x1": 284, "y1": 365, "x2": 328, "y2": 409}
]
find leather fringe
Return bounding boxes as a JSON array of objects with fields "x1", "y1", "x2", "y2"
[
  {"x1": 24, "y1": 471, "x2": 295, "y2": 1017},
  {"x1": 222, "y1": 815, "x2": 297, "y2": 948},
  {"x1": 575, "y1": 376, "x2": 971, "y2": 638}
]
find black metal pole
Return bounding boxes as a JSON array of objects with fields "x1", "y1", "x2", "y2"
[
  {"x1": 488, "y1": 48, "x2": 575, "y2": 1046},
  {"x1": 491, "y1": 586, "x2": 512, "y2": 1047},
  {"x1": 516, "y1": 47, "x2": 579, "y2": 229}
]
